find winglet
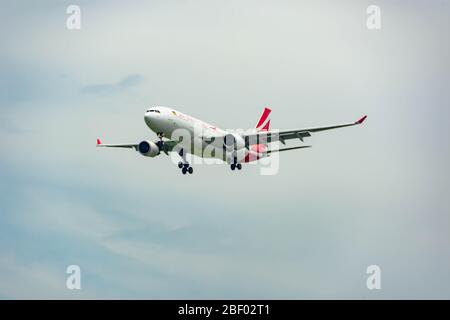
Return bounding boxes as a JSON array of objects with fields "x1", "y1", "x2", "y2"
[
  {"x1": 96, "y1": 138, "x2": 102, "y2": 146},
  {"x1": 355, "y1": 115, "x2": 367, "y2": 125}
]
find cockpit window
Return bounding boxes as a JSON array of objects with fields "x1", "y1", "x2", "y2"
[{"x1": 146, "y1": 109, "x2": 161, "y2": 113}]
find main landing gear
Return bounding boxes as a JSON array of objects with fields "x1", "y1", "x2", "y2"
[
  {"x1": 177, "y1": 149, "x2": 193, "y2": 175},
  {"x1": 178, "y1": 161, "x2": 193, "y2": 175},
  {"x1": 230, "y1": 163, "x2": 242, "y2": 171},
  {"x1": 230, "y1": 157, "x2": 242, "y2": 171}
]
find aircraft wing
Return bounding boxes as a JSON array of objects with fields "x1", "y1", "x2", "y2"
[
  {"x1": 96, "y1": 139, "x2": 179, "y2": 154},
  {"x1": 96, "y1": 139, "x2": 138, "y2": 150},
  {"x1": 244, "y1": 115, "x2": 367, "y2": 145}
]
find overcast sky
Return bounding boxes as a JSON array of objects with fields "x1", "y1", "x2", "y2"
[{"x1": 0, "y1": 0, "x2": 449, "y2": 299}]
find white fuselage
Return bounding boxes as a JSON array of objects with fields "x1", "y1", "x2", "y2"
[{"x1": 144, "y1": 106, "x2": 253, "y2": 163}]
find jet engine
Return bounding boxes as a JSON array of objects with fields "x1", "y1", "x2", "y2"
[{"x1": 138, "y1": 140, "x2": 160, "y2": 157}]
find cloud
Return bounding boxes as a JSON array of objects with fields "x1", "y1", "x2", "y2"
[{"x1": 81, "y1": 74, "x2": 144, "y2": 95}]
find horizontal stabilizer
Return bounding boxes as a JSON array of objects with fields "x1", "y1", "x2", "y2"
[{"x1": 267, "y1": 145, "x2": 311, "y2": 154}]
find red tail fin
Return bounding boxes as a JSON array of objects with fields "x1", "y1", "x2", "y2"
[{"x1": 255, "y1": 107, "x2": 271, "y2": 131}]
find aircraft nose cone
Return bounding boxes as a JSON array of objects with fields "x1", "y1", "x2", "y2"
[{"x1": 144, "y1": 113, "x2": 152, "y2": 126}]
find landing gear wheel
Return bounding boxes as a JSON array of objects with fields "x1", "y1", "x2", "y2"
[
  {"x1": 178, "y1": 162, "x2": 184, "y2": 169},
  {"x1": 231, "y1": 164, "x2": 236, "y2": 171},
  {"x1": 188, "y1": 167, "x2": 193, "y2": 174},
  {"x1": 182, "y1": 167, "x2": 187, "y2": 174},
  {"x1": 236, "y1": 163, "x2": 242, "y2": 170}
]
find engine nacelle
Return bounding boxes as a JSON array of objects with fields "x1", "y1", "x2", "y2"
[
  {"x1": 138, "y1": 140, "x2": 159, "y2": 157},
  {"x1": 223, "y1": 133, "x2": 246, "y2": 151}
]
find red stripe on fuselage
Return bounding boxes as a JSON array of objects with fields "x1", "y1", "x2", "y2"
[
  {"x1": 250, "y1": 144, "x2": 267, "y2": 153},
  {"x1": 242, "y1": 144, "x2": 267, "y2": 163}
]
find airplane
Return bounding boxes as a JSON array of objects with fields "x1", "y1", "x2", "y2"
[{"x1": 97, "y1": 106, "x2": 367, "y2": 175}]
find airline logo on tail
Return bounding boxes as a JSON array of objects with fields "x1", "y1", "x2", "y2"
[{"x1": 255, "y1": 107, "x2": 271, "y2": 131}]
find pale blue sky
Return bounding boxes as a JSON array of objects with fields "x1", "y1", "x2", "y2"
[{"x1": 0, "y1": 0, "x2": 449, "y2": 298}]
